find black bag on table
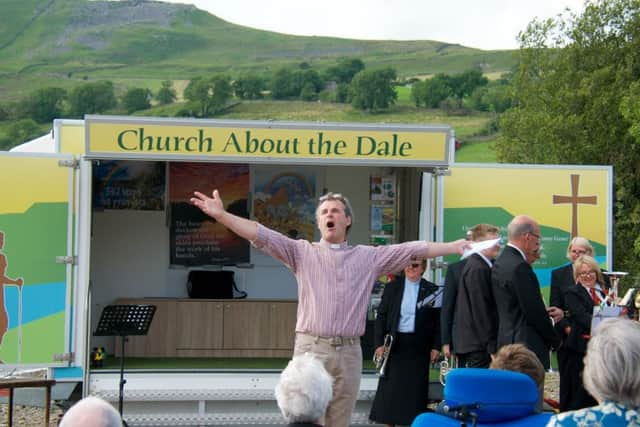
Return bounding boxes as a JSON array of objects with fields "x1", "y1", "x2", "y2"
[{"x1": 186, "y1": 270, "x2": 247, "y2": 299}]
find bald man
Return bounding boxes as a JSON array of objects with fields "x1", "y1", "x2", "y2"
[{"x1": 491, "y1": 215, "x2": 560, "y2": 369}]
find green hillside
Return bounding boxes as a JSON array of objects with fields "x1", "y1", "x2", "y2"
[{"x1": 0, "y1": 0, "x2": 517, "y2": 101}]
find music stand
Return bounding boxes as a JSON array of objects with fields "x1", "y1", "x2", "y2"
[{"x1": 94, "y1": 305, "x2": 156, "y2": 423}]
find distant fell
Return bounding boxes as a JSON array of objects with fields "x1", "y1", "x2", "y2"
[{"x1": 0, "y1": 0, "x2": 517, "y2": 100}]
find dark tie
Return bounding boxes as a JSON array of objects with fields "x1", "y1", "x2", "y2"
[{"x1": 590, "y1": 288, "x2": 601, "y2": 305}]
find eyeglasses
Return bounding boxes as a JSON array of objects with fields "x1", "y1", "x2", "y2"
[
  {"x1": 579, "y1": 271, "x2": 596, "y2": 277},
  {"x1": 409, "y1": 263, "x2": 421, "y2": 269},
  {"x1": 527, "y1": 232, "x2": 541, "y2": 240}
]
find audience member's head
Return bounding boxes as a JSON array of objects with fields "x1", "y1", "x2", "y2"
[
  {"x1": 490, "y1": 344, "x2": 545, "y2": 409},
  {"x1": 275, "y1": 353, "x2": 333, "y2": 424},
  {"x1": 566, "y1": 236, "x2": 594, "y2": 261},
  {"x1": 572, "y1": 254, "x2": 605, "y2": 285},
  {"x1": 583, "y1": 317, "x2": 640, "y2": 408},
  {"x1": 59, "y1": 396, "x2": 123, "y2": 427}
]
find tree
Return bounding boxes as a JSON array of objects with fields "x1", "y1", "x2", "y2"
[
  {"x1": 68, "y1": 81, "x2": 117, "y2": 117},
  {"x1": 411, "y1": 74, "x2": 453, "y2": 108},
  {"x1": 350, "y1": 68, "x2": 397, "y2": 112},
  {"x1": 19, "y1": 87, "x2": 67, "y2": 123},
  {"x1": 270, "y1": 68, "x2": 296, "y2": 99},
  {"x1": 184, "y1": 75, "x2": 232, "y2": 117},
  {"x1": 497, "y1": 0, "x2": 640, "y2": 272},
  {"x1": 0, "y1": 119, "x2": 41, "y2": 150},
  {"x1": 122, "y1": 87, "x2": 152, "y2": 114},
  {"x1": 156, "y1": 80, "x2": 177, "y2": 105},
  {"x1": 232, "y1": 74, "x2": 265, "y2": 100},
  {"x1": 325, "y1": 58, "x2": 365, "y2": 84}
]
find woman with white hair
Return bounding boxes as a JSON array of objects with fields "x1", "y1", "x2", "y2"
[
  {"x1": 546, "y1": 317, "x2": 640, "y2": 426},
  {"x1": 275, "y1": 353, "x2": 333, "y2": 426}
]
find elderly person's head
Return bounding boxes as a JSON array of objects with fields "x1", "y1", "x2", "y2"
[
  {"x1": 572, "y1": 255, "x2": 605, "y2": 287},
  {"x1": 583, "y1": 317, "x2": 640, "y2": 408},
  {"x1": 507, "y1": 215, "x2": 541, "y2": 264},
  {"x1": 275, "y1": 353, "x2": 333, "y2": 424},
  {"x1": 566, "y1": 237, "x2": 594, "y2": 262},
  {"x1": 59, "y1": 396, "x2": 122, "y2": 427}
]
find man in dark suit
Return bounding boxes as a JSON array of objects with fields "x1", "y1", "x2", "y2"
[
  {"x1": 453, "y1": 224, "x2": 500, "y2": 368},
  {"x1": 440, "y1": 258, "x2": 466, "y2": 359},
  {"x1": 491, "y1": 215, "x2": 561, "y2": 369}
]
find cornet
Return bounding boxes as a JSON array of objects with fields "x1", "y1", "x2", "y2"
[{"x1": 373, "y1": 334, "x2": 393, "y2": 377}]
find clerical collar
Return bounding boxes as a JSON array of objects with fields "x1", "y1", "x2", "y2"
[{"x1": 319, "y1": 239, "x2": 349, "y2": 250}]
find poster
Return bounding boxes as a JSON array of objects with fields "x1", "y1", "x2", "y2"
[
  {"x1": 253, "y1": 169, "x2": 316, "y2": 240},
  {"x1": 169, "y1": 162, "x2": 249, "y2": 266},
  {"x1": 370, "y1": 175, "x2": 396, "y2": 201},
  {"x1": 443, "y1": 165, "x2": 611, "y2": 290},
  {"x1": 93, "y1": 160, "x2": 165, "y2": 210}
]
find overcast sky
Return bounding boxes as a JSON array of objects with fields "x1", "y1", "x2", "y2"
[{"x1": 163, "y1": 0, "x2": 586, "y2": 50}]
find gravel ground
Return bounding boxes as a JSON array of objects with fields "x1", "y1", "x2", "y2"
[
  {"x1": 0, "y1": 372, "x2": 560, "y2": 426},
  {"x1": 0, "y1": 403, "x2": 64, "y2": 426}
]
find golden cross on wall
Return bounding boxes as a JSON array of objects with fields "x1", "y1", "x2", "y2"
[{"x1": 552, "y1": 174, "x2": 597, "y2": 239}]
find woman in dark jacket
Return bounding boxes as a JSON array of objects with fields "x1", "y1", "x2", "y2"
[
  {"x1": 562, "y1": 255, "x2": 607, "y2": 411},
  {"x1": 369, "y1": 259, "x2": 441, "y2": 427}
]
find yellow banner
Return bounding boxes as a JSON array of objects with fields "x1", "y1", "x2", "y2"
[
  {"x1": 445, "y1": 165, "x2": 610, "y2": 243},
  {"x1": 86, "y1": 119, "x2": 449, "y2": 165},
  {"x1": 0, "y1": 155, "x2": 70, "y2": 214}
]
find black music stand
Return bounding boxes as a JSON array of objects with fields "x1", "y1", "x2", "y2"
[{"x1": 94, "y1": 304, "x2": 156, "y2": 424}]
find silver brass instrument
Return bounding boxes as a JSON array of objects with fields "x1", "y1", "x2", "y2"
[
  {"x1": 373, "y1": 334, "x2": 393, "y2": 376},
  {"x1": 439, "y1": 356, "x2": 458, "y2": 385}
]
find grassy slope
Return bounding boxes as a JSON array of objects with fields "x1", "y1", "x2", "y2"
[{"x1": 0, "y1": 0, "x2": 517, "y2": 102}]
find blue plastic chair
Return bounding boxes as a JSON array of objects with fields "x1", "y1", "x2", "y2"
[{"x1": 411, "y1": 368, "x2": 552, "y2": 427}]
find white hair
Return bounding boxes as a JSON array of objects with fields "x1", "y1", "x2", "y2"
[
  {"x1": 60, "y1": 396, "x2": 123, "y2": 427},
  {"x1": 583, "y1": 317, "x2": 640, "y2": 407},
  {"x1": 275, "y1": 353, "x2": 333, "y2": 423}
]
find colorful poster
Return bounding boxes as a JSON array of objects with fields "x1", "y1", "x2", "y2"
[
  {"x1": 93, "y1": 160, "x2": 165, "y2": 210},
  {"x1": 0, "y1": 154, "x2": 70, "y2": 365},
  {"x1": 443, "y1": 165, "x2": 612, "y2": 294},
  {"x1": 169, "y1": 162, "x2": 249, "y2": 266},
  {"x1": 253, "y1": 169, "x2": 316, "y2": 240},
  {"x1": 370, "y1": 175, "x2": 396, "y2": 201}
]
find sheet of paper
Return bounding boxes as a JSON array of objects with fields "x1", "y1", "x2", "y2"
[{"x1": 462, "y1": 238, "x2": 501, "y2": 259}]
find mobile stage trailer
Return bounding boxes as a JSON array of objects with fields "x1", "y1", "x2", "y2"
[{"x1": 0, "y1": 115, "x2": 612, "y2": 425}]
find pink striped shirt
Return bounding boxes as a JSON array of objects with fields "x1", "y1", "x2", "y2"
[{"x1": 253, "y1": 224, "x2": 434, "y2": 337}]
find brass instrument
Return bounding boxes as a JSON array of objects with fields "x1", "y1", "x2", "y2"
[
  {"x1": 439, "y1": 358, "x2": 450, "y2": 385},
  {"x1": 439, "y1": 356, "x2": 458, "y2": 385},
  {"x1": 373, "y1": 334, "x2": 393, "y2": 377}
]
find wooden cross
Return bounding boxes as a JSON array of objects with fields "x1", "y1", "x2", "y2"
[{"x1": 552, "y1": 174, "x2": 597, "y2": 239}]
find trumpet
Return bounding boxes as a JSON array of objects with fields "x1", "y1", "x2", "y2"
[{"x1": 373, "y1": 334, "x2": 393, "y2": 377}]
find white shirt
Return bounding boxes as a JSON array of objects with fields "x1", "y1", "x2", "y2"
[{"x1": 397, "y1": 278, "x2": 420, "y2": 333}]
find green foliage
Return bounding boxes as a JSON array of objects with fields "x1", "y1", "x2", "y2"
[
  {"x1": 300, "y1": 82, "x2": 317, "y2": 101},
  {"x1": 122, "y1": 87, "x2": 152, "y2": 114},
  {"x1": 350, "y1": 68, "x2": 398, "y2": 112},
  {"x1": 232, "y1": 74, "x2": 265, "y2": 100},
  {"x1": 411, "y1": 74, "x2": 452, "y2": 108},
  {"x1": 155, "y1": 80, "x2": 177, "y2": 105},
  {"x1": 497, "y1": 0, "x2": 640, "y2": 272},
  {"x1": 184, "y1": 75, "x2": 232, "y2": 117},
  {"x1": 324, "y1": 58, "x2": 365, "y2": 84},
  {"x1": 466, "y1": 83, "x2": 513, "y2": 113},
  {"x1": 18, "y1": 87, "x2": 67, "y2": 123},
  {"x1": 0, "y1": 118, "x2": 41, "y2": 149},
  {"x1": 67, "y1": 81, "x2": 117, "y2": 117},
  {"x1": 270, "y1": 68, "x2": 324, "y2": 100}
]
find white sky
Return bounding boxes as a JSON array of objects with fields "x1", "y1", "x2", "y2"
[{"x1": 163, "y1": 0, "x2": 586, "y2": 50}]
